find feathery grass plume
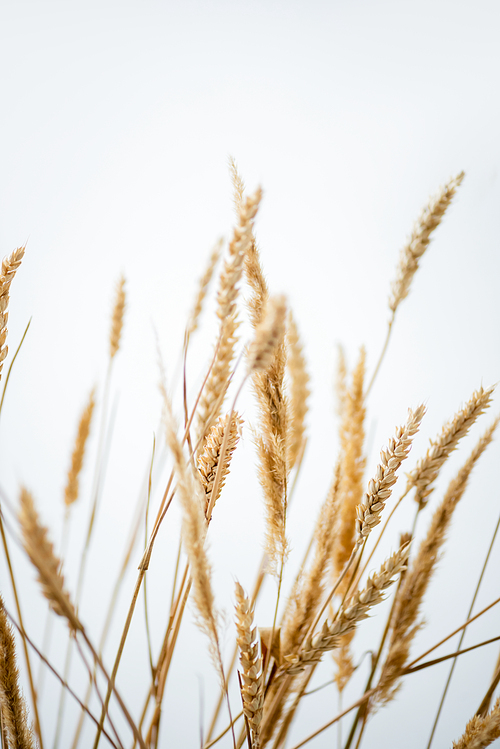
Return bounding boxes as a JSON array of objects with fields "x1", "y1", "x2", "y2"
[
  {"x1": 282, "y1": 542, "x2": 410, "y2": 675},
  {"x1": 186, "y1": 238, "x2": 223, "y2": 337},
  {"x1": 0, "y1": 245, "x2": 25, "y2": 380},
  {"x1": 109, "y1": 275, "x2": 126, "y2": 359},
  {"x1": 197, "y1": 411, "x2": 243, "y2": 520},
  {"x1": 18, "y1": 488, "x2": 80, "y2": 631},
  {"x1": 334, "y1": 347, "x2": 366, "y2": 596},
  {"x1": 162, "y1": 389, "x2": 223, "y2": 675},
  {"x1": 388, "y1": 172, "x2": 464, "y2": 315},
  {"x1": 286, "y1": 312, "x2": 310, "y2": 470},
  {"x1": 247, "y1": 295, "x2": 287, "y2": 374},
  {"x1": 406, "y1": 385, "x2": 494, "y2": 508},
  {"x1": 235, "y1": 582, "x2": 264, "y2": 749},
  {"x1": 64, "y1": 388, "x2": 96, "y2": 507},
  {"x1": 280, "y1": 463, "x2": 342, "y2": 658},
  {"x1": 452, "y1": 698, "x2": 500, "y2": 749},
  {"x1": 455, "y1": 699, "x2": 500, "y2": 749},
  {"x1": 376, "y1": 416, "x2": 500, "y2": 707},
  {"x1": 356, "y1": 405, "x2": 426, "y2": 545},
  {"x1": 0, "y1": 596, "x2": 35, "y2": 749},
  {"x1": 197, "y1": 189, "x2": 262, "y2": 437}
]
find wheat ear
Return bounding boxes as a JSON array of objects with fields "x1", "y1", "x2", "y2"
[
  {"x1": 406, "y1": 384, "x2": 494, "y2": 508},
  {"x1": 197, "y1": 189, "x2": 262, "y2": 437},
  {"x1": 0, "y1": 596, "x2": 35, "y2": 749},
  {"x1": 197, "y1": 411, "x2": 243, "y2": 520},
  {"x1": 18, "y1": 487, "x2": 80, "y2": 631},
  {"x1": 64, "y1": 387, "x2": 96, "y2": 507},
  {"x1": 286, "y1": 312, "x2": 310, "y2": 470},
  {"x1": 376, "y1": 416, "x2": 500, "y2": 706},
  {"x1": 281, "y1": 542, "x2": 410, "y2": 675},
  {"x1": 235, "y1": 582, "x2": 264, "y2": 749},
  {"x1": 0, "y1": 245, "x2": 25, "y2": 380},
  {"x1": 247, "y1": 295, "x2": 287, "y2": 374},
  {"x1": 452, "y1": 697, "x2": 500, "y2": 749},
  {"x1": 109, "y1": 275, "x2": 126, "y2": 359},
  {"x1": 389, "y1": 172, "x2": 464, "y2": 314},
  {"x1": 356, "y1": 405, "x2": 426, "y2": 545}
]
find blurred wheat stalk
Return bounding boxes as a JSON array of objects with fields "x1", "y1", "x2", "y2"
[{"x1": 0, "y1": 166, "x2": 499, "y2": 749}]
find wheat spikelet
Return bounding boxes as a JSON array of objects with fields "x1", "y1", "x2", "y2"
[
  {"x1": 197, "y1": 189, "x2": 262, "y2": 437},
  {"x1": 235, "y1": 582, "x2": 264, "y2": 749},
  {"x1": 282, "y1": 542, "x2": 410, "y2": 675},
  {"x1": 247, "y1": 295, "x2": 287, "y2": 374},
  {"x1": 18, "y1": 488, "x2": 80, "y2": 630},
  {"x1": 187, "y1": 238, "x2": 223, "y2": 337},
  {"x1": 335, "y1": 347, "x2": 366, "y2": 596},
  {"x1": 64, "y1": 387, "x2": 96, "y2": 507},
  {"x1": 286, "y1": 312, "x2": 310, "y2": 470},
  {"x1": 229, "y1": 155, "x2": 246, "y2": 213},
  {"x1": 376, "y1": 416, "x2": 500, "y2": 706},
  {"x1": 452, "y1": 697, "x2": 500, "y2": 749},
  {"x1": 356, "y1": 405, "x2": 425, "y2": 545},
  {"x1": 109, "y1": 275, "x2": 126, "y2": 359},
  {"x1": 0, "y1": 245, "x2": 25, "y2": 380},
  {"x1": 388, "y1": 172, "x2": 464, "y2": 314},
  {"x1": 0, "y1": 596, "x2": 35, "y2": 749},
  {"x1": 406, "y1": 385, "x2": 494, "y2": 508},
  {"x1": 197, "y1": 411, "x2": 242, "y2": 520}
]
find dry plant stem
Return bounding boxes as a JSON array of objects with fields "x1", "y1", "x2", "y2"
[
  {"x1": 0, "y1": 514, "x2": 43, "y2": 749},
  {"x1": 365, "y1": 315, "x2": 393, "y2": 397},
  {"x1": 427, "y1": 503, "x2": 500, "y2": 748},
  {"x1": 0, "y1": 317, "x2": 31, "y2": 422},
  {"x1": 403, "y1": 636, "x2": 500, "y2": 675},
  {"x1": 477, "y1": 664, "x2": 500, "y2": 719},
  {"x1": 287, "y1": 687, "x2": 379, "y2": 749},
  {"x1": 204, "y1": 710, "x2": 244, "y2": 749}
]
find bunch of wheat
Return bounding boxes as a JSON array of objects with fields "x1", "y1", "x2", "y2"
[{"x1": 0, "y1": 165, "x2": 499, "y2": 749}]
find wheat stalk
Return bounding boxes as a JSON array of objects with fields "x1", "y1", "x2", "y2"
[
  {"x1": 281, "y1": 542, "x2": 410, "y2": 675},
  {"x1": 406, "y1": 384, "x2": 494, "y2": 508},
  {"x1": 355, "y1": 404, "x2": 425, "y2": 545},
  {"x1": 235, "y1": 582, "x2": 264, "y2": 749},
  {"x1": 389, "y1": 172, "x2": 464, "y2": 314}
]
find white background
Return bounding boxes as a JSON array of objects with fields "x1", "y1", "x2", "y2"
[{"x1": 1, "y1": 1, "x2": 500, "y2": 747}]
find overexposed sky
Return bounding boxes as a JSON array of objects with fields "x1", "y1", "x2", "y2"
[{"x1": 1, "y1": 1, "x2": 500, "y2": 747}]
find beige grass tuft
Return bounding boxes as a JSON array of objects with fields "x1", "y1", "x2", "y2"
[
  {"x1": 389, "y1": 172, "x2": 464, "y2": 315},
  {"x1": 187, "y1": 238, "x2": 223, "y2": 337},
  {"x1": 64, "y1": 387, "x2": 96, "y2": 507},
  {"x1": 0, "y1": 596, "x2": 35, "y2": 749},
  {"x1": 247, "y1": 295, "x2": 287, "y2": 374},
  {"x1": 0, "y1": 245, "x2": 25, "y2": 380}
]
